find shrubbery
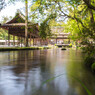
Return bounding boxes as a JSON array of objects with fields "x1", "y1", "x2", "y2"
[
  {"x1": 61, "y1": 47, "x2": 66, "y2": 50},
  {"x1": 69, "y1": 43, "x2": 72, "y2": 47},
  {"x1": 84, "y1": 56, "x2": 95, "y2": 67},
  {"x1": 91, "y1": 62, "x2": 95, "y2": 72}
]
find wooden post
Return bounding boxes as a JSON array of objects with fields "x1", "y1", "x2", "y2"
[
  {"x1": 41, "y1": 39, "x2": 42, "y2": 46},
  {"x1": 8, "y1": 32, "x2": 10, "y2": 46},
  {"x1": 19, "y1": 37, "x2": 21, "y2": 47},
  {"x1": 25, "y1": 0, "x2": 28, "y2": 47},
  {"x1": 24, "y1": 37, "x2": 26, "y2": 46},
  {"x1": 21, "y1": 37, "x2": 22, "y2": 47},
  {"x1": 18, "y1": 37, "x2": 20, "y2": 47},
  {"x1": 35, "y1": 38, "x2": 37, "y2": 46},
  {"x1": 56, "y1": 38, "x2": 57, "y2": 44},
  {"x1": 33, "y1": 36, "x2": 34, "y2": 46},
  {"x1": 68, "y1": 38, "x2": 70, "y2": 44},
  {"x1": 47, "y1": 39, "x2": 49, "y2": 45},
  {"x1": 13, "y1": 35, "x2": 15, "y2": 47},
  {"x1": 30, "y1": 34, "x2": 31, "y2": 47}
]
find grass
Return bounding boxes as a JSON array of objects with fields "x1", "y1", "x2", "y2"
[
  {"x1": 0, "y1": 46, "x2": 51, "y2": 51},
  {"x1": 33, "y1": 73, "x2": 92, "y2": 95}
]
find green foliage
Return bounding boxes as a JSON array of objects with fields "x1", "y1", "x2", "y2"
[
  {"x1": 0, "y1": 46, "x2": 51, "y2": 51},
  {"x1": 69, "y1": 43, "x2": 72, "y2": 47},
  {"x1": 5, "y1": 0, "x2": 95, "y2": 63},
  {"x1": 0, "y1": 0, "x2": 6, "y2": 11},
  {"x1": 40, "y1": 73, "x2": 92, "y2": 95},
  {"x1": 0, "y1": 16, "x2": 13, "y2": 40},
  {"x1": 39, "y1": 21, "x2": 51, "y2": 39},
  {"x1": 8, "y1": 0, "x2": 25, "y2": 3},
  {"x1": 0, "y1": 28, "x2": 8, "y2": 40},
  {"x1": 84, "y1": 56, "x2": 95, "y2": 67},
  {"x1": 91, "y1": 62, "x2": 95, "y2": 72},
  {"x1": 63, "y1": 0, "x2": 95, "y2": 68},
  {"x1": 39, "y1": 14, "x2": 56, "y2": 39}
]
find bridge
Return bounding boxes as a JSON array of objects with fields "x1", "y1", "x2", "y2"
[{"x1": 56, "y1": 44, "x2": 70, "y2": 47}]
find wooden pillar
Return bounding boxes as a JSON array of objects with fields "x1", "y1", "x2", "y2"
[
  {"x1": 36, "y1": 38, "x2": 37, "y2": 46},
  {"x1": 39, "y1": 38, "x2": 41, "y2": 46},
  {"x1": 25, "y1": 0, "x2": 28, "y2": 47},
  {"x1": 42, "y1": 40, "x2": 44, "y2": 45},
  {"x1": 8, "y1": 32, "x2": 10, "y2": 46},
  {"x1": 19, "y1": 37, "x2": 21, "y2": 46},
  {"x1": 33, "y1": 36, "x2": 34, "y2": 46},
  {"x1": 47, "y1": 39, "x2": 49, "y2": 45},
  {"x1": 30, "y1": 34, "x2": 31, "y2": 47},
  {"x1": 41, "y1": 39, "x2": 42, "y2": 46},
  {"x1": 38, "y1": 38, "x2": 40, "y2": 46},
  {"x1": 35, "y1": 38, "x2": 37, "y2": 46},
  {"x1": 21, "y1": 37, "x2": 22, "y2": 47},
  {"x1": 56, "y1": 38, "x2": 57, "y2": 44},
  {"x1": 13, "y1": 35, "x2": 15, "y2": 47},
  {"x1": 18, "y1": 37, "x2": 20, "y2": 47},
  {"x1": 68, "y1": 38, "x2": 70, "y2": 44},
  {"x1": 24, "y1": 37, "x2": 26, "y2": 46}
]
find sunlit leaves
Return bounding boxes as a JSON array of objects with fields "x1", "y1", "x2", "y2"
[
  {"x1": 39, "y1": 13, "x2": 57, "y2": 39},
  {"x1": 0, "y1": 16, "x2": 12, "y2": 40},
  {"x1": 30, "y1": 1, "x2": 40, "y2": 11}
]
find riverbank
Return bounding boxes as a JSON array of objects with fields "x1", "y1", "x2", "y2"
[{"x1": 0, "y1": 46, "x2": 51, "y2": 51}]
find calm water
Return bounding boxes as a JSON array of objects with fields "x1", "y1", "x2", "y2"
[{"x1": 0, "y1": 49, "x2": 95, "y2": 95}]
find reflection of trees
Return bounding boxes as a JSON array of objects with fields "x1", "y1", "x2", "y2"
[
  {"x1": 66, "y1": 50, "x2": 95, "y2": 95},
  {"x1": 11, "y1": 50, "x2": 40, "y2": 75},
  {"x1": 0, "y1": 49, "x2": 63, "y2": 95},
  {"x1": 30, "y1": 49, "x2": 58, "y2": 95},
  {"x1": 2, "y1": 49, "x2": 94, "y2": 95}
]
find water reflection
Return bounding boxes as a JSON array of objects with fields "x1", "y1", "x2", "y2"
[{"x1": 0, "y1": 49, "x2": 95, "y2": 95}]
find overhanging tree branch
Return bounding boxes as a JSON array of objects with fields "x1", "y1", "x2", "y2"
[
  {"x1": 57, "y1": 1, "x2": 94, "y2": 37},
  {"x1": 83, "y1": 0, "x2": 95, "y2": 10},
  {"x1": 57, "y1": 2, "x2": 86, "y2": 29}
]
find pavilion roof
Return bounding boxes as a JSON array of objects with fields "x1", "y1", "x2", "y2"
[
  {"x1": 0, "y1": 10, "x2": 38, "y2": 27},
  {"x1": 0, "y1": 11, "x2": 39, "y2": 38},
  {"x1": 6, "y1": 11, "x2": 26, "y2": 24}
]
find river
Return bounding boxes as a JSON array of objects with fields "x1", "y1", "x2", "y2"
[{"x1": 0, "y1": 48, "x2": 95, "y2": 95}]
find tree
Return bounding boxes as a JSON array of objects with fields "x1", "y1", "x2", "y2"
[
  {"x1": 25, "y1": 0, "x2": 28, "y2": 47},
  {"x1": 0, "y1": 16, "x2": 12, "y2": 40},
  {"x1": 83, "y1": 0, "x2": 95, "y2": 10},
  {"x1": 0, "y1": 0, "x2": 6, "y2": 11},
  {"x1": 30, "y1": 0, "x2": 95, "y2": 63}
]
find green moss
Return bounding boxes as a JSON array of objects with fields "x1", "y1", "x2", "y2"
[
  {"x1": 91, "y1": 62, "x2": 95, "y2": 72},
  {"x1": 0, "y1": 46, "x2": 51, "y2": 51}
]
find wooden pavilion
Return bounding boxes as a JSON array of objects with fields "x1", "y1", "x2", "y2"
[
  {"x1": 0, "y1": 11, "x2": 40, "y2": 46},
  {"x1": 0, "y1": 11, "x2": 71, "y2": 47}
]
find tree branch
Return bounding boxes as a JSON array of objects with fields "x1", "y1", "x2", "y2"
[{"x1": 83, "y1": 0, "x2": 95, "y2": 10}]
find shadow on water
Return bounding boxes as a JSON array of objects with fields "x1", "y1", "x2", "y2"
[{"x1": 0, "y1": 49, "x2": 95, "y2": 95}]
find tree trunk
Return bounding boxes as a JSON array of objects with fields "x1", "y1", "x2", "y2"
[
  {"x1": 25, "y1": 0, "x2": 28, "y2": 47},
  {"x1": 88, "y1": 0, "x2": 94, "y2": 23}
]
